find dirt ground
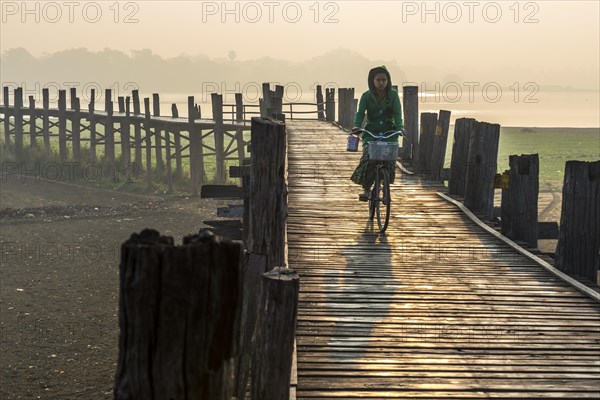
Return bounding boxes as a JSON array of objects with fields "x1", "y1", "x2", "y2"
[{"x1": 0, "y1": 174, "x2": 240, "y2": 399}]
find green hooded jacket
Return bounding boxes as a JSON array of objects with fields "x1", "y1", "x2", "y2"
[{"x1": 353, "y1": 65, "x2": 403, "y2": 143}]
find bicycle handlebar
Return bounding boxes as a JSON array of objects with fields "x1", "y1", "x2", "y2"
[{"x1": 353, "y1": 128, "x2": 405, "y2": 139}]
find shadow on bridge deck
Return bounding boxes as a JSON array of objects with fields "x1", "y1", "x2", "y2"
[{"x1": 286, "y1": 120, "x2": 600, "y2": 399}]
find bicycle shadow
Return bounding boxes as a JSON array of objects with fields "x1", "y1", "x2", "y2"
[{"x1": 325, "y1": 219, "x2": 395, "y2": 362}]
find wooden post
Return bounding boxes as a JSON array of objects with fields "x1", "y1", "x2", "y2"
[
  {"x1": 121, "y1": 97, "x2": 131, "y2": 169},
  {"x1": 171, "y1": 103, "x2": 182, "y2": 181},
  {"x1": 325, "y1": 88, "x2": 335, "y2": 122},
  {"x1": 57, "y1": 89, "x2": 67, "y2": 162},
  {"x1": 70, "y1": 87, "x2": 77, "y2": 110},
  {"x1": 42, "y1": 89, "x2": 50, "y2": 159},
  {"x1": 274, "y1": 85, "x2": 284, "y2": 115},
  {"x1": 416, "y1": 112, "x2": 437, "y2": 175},
  {"x1": 105, "y1": 89, "x2": 115, "y2": 164},
  {"x1": 501, "y1": 154, "x2": 539, "y2": 247},
  {"x1": 28, "y1": 95, "x2": 36, "y2": 149},
  {"x1": 248, "y1": 117, "x2": 287, "y2": 269},
  {"x1": 144, "y1": 98, "x2": 152, "y2": 186},
  {"x1": 114, "y1": 229, "x2": 242, "y2": 400},
  {"x1": 463, "y1": 121, "x2": 501, "y2": 217},
  {"x1": 261, "y1": 83, "x2": 270, "y2": 117},
  {"x1": 251, "y1": 267, "x2": 299, "y2": 400},
  {"x1": 337, "y1": 88, "x2": 346, "y2": 128},
  {"x1": 401, "y1": 86, "x2": 418, "y2": 161},
  {"x1": 164, "y1": 116, "x2": 172, "y2": 193},
  {"x1": 153, "y1": 94, "x2": 163, "y2": 174},
  {"x1": 430, "y1": 109, "x2": 451, "y2": 181},
  {"x1": 188, "y1": 96, "x2": 202, "y2": 195},
  {"x1": 89, "y1": 89, "x2": 97, "y2": 163},
  {"x1": 555, "y1": 161, "x2": 600, "y2": 282},
  {"x1": 235, "y1": 93, "x2": 245, "y2": 164},
  {"x1": 13, "y1": 88, "x2": 24, "y2": 157},
  {"x1": 72, "y1": 97, "x2": 81, "y2": 162},
  {"x1": 118, "y1": 96, "x2": 125, "y2": 114},
  {"x1": 132, "y1": 90, "x2": 142, "y2": 169},
  {"x1": 2, "y1": 87, "x2": 9, "y2": 149},
  {"x1": 448, "y1": 118, "x2": 476, "y2": 197},
  {"x1": 212, "y1": 93, "x2": 225, "y2": 183},
  {"x1": 349, "y1": 88, "x2": 356, "y2": 129},
  {"x1": 316, "y1": 84, "x2": 325, "y2": 120},
  {"x1": 351, "y1": 98, "x2": 358, "y2": 127}
]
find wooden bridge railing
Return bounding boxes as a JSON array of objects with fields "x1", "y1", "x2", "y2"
[{"x1": 0, "y1": 83, "x2": 339, "y2": 193}]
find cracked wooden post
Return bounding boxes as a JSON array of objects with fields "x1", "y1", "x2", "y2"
[
  {"x1": 251, "y1": 267, "x2": 299, "y2": 400},
  {"x1": 555, "y1": 161, "x2": 600, "y2": 283},
  {"x1": 114, "y1": 229, "x2": 242, "y2": 400},
  {"x1": 236, "y1": 117, "x2": 288, "y2": 400},
  {"x1": 463, "y1": 121, "x2": 501, "y2": 217},
  {"x1": 501, "y1": 154, "x2": 539, "y2": 247},
  {"x1": 448, "y1": 118, "x2": 476, "y2": 197},
  {"x1": 416, "y1": 112, "x2": 437, "y2": 175},
  {"x1": 430, "y1": 109, "x2": 451, "y2": 181}
]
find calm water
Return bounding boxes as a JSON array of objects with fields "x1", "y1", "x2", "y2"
[{"x1": 145, "y1": 89, "x2": 599, "y2": 128}]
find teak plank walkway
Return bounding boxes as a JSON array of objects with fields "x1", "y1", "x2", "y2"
[{"x1": 286, "y1": 121, "x2": 600, "y2": 399}]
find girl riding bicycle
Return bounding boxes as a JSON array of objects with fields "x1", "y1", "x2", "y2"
[{"x1": 350, "y1": 65, "x2": 403, "y2": 199}]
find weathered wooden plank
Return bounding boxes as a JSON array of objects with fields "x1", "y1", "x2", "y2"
[{"x1": 284, "y1": 120, "x2": 600, "y2": 399}]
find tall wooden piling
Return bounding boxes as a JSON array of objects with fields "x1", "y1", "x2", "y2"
[
  {"x1": 105, "y1": 89, "x2": 115, "y2": 164},
  {"x1": 501, "y1": 154, "x2": 539, "y2": 247},
  {"x1": 325, "y1": 88, "x2": 335, "y2": 122},
  {"x1": 2, "y1": 87, "x2": 9, "y2": 149},
  {"x1": 152, "y1": 94, "x2": 163, "y2": 173},
  {"x1": 402, "y1": 86, "x2": 419, "y2": 161},
  {"x1": 171, "y1": 103, "x2": 183, "y2": 181},
  {"x1": 316, "y1": 85, "x2": 325, "y2": 120},
  {"x1": 143, "y1": 98, "x2": 152, "y2": 185},
  {"x1": 121, "y1": 97, "x2": 131, "y2": 168},
  {"x1": 247, "y1": 117, "x2": 287, "y2": 269},
  {"x1": 235, "y1": 93, "x2": 245, "y2": 163},
  {"x1": 463, "y1": 121, "x2": 501, "y2": 217},
  {"x1": 57, "y1": 89, "x2": 67, "y2": 162},
  {"x1": 188, "y1": 96, "x2": 202, "y2": 194},
  {"x1": 13, "y1": 88, "x2": 24, "y2": 157},
  {"x1": 251, "y1": 267, "x2": 299, "y2": 400},
  {"x1": 132, "y1": 90, "x2": 142, "y2": 168},
  {"x1": 430, "y1": 109, "x2": 451, "y2": 181},
  {"x1": 555, "y1": 161, "x2": 600, "y2": 282},
  {"x1": 72, "y1": 97, "x2": 81, "y2": 162},
  {"x1": 28, "y1": 95, "x2": 36, "y2": 149},
  {"x1": 88, "y1": 89, "x2": 97, "y2": 163},
  {"x1": 417, "y1": 112, "x2": 437, "y2": 175},
  {"x1": 212, "y1": 93, "x2": 225, "y2": 183},
  {"x1": 448, "y1": 118, "x2": 476, "y2": 197}
]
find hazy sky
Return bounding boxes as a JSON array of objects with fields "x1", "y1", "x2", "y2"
[{"x1": 1, "y1": 0, "x2": 599, "y2": 89}]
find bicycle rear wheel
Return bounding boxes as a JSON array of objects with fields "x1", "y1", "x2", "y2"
[
  {"x1": 368, "y1": 167, "x2": 379, "y2": 221},
  {"x1": 376, "y1": 168, "x2": 391, "y2": 233}
]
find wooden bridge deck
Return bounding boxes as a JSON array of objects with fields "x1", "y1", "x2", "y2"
[{"x1": 286, "y1": 120, "x2": 600, "y2": 399}]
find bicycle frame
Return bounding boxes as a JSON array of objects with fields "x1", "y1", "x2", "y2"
[{"x1": 352, "y1": 129, "x2": 404, "y2": 233}]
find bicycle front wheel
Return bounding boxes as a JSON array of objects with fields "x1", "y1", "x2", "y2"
[{"x1": 376, "y1": 168, "x2": 391, "y2": 233}]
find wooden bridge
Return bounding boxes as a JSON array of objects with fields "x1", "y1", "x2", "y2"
[{"x1": 286, "y1": 120, "x2": 600, "y2": 399}]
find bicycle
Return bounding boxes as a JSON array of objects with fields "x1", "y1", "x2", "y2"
[{"x1": 351, "y1": 128, "x2": 405, "y2": 233}]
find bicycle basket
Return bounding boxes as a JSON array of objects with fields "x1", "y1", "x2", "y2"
[{"x1": 368, "y1": 142, "x2": 398, "y2": 161}]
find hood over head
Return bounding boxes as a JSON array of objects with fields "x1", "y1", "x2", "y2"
[{"x1": 368, "y1": 65, "x2": 392, "y2": 95}]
